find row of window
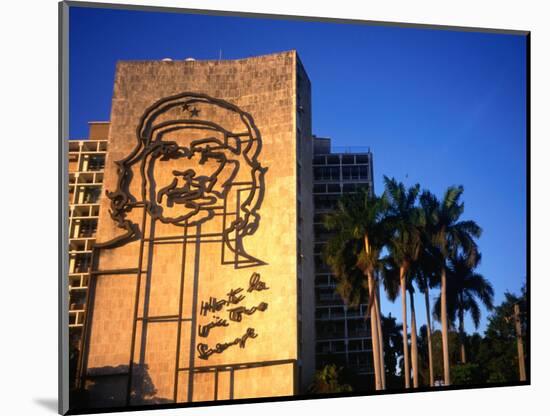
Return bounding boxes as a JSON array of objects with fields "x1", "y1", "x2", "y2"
[
  {"x1": 313, "y1": 154, "x2": 370, "y2": 166},
  {"x1": 316, "y1": 319, "x2": 371, "y2": 341},
  {"x1": 70, "y1": 154, "x2": 105, "y2": 173},
  {"x1": 315, "y1": 338, "x2": 372, "y2": 354},
  {"x1": 313, "y1": 165, "x2": 371, "y2": 181},
  {"x1": 313, "y1": 194, "x2": 340, "y2": 211},
  {"x1": 69, "y1": 219, "x2": 98, "y2": 239},
  {"x1": 316, "y1": 352, "x2": 373, "y2": 373},
  {"x1": 69, "y1": 187, "x2": 102, "y2": 205},
  {"x1": 315, "y1": 304, "x2": 370, "y2": 321},
  {"x1": 313, "y1": 182, "x2": 371, "y2": 195}
]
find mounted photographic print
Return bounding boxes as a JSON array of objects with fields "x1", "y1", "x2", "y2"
[{"x1": 59, "y1": 1, "x2": 529, "y2": 414}]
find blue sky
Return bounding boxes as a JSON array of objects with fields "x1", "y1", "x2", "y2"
[{"x1": 69, "y1": 6, "x2": 527, "y2": 334}]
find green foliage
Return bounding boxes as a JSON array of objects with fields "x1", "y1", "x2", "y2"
[
  {"x1": 416, "y1": 328, "x2": 461, "y2": 385},
  {"x1": 309, "y1": 364, "x2": 353, "y2": 394},
  {"x1": 434, "y1": 253, "x2": 494, "y2": 329},
  {"x1": 420, "y1": 187, "x2": 481, "y2": 268},
  {"x1": 473, "y1": 285, "x2": 527, "y2": 383},
  {"x1": 322, "y1": 189, "x2": 389, "y2": 308},
  {"x1": 380, "y1": 313, "x2": 403, "y2": 378},
  {"x1": 383, "y1": 176, "x2": 423, "y2": 270},
  {"x1": 451, "y1": 363, "x2": 483, "y2": 385}
]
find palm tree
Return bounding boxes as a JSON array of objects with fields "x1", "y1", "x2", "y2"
[
  {"x1": 420, "y1": 186, "x2": 481, "y2": 385},
  {"x1": 384, "y1": 176, "x2": 422, "y2": 388},
  {"x1": 434, "y1": 253, "x2": 494, "y2": 363},
  {"x1": 323, "y1": 189, "x2": 389, "y2": 390},
  {"x1": 412, "y1": 252, "x2": 438, "y2": 386},
  {"x1": 411, "y1": 213, "x2": 441, "y2": 387},
  {"x1": 407, "y1": 281, "x2": 420, "y2": 387}
]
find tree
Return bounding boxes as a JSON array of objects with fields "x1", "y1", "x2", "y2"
[
  {"x1": 408, "y1": 282, "x2": 420, "y2": 387},
  {"x1": 420, "y1": 187, "x2": 481, "y2": 385},
  {"x1": 384, "y1": 176, "x2": 422, "y2": 388},
  {"x1": 417, "y1": 327, "x2": 461, "y2": 385},
  {"x1": 380, "y1": 313, "x2": 404, "y2": 388},
  {"x1": 411, "y1": 248, "x2": 439, "y2": 386},
  {"x1": 435, "y1": 253, "x2": 494, "y2": 363},
  {"x1": 309, "y1": 364, "x2": 353, "y2": 394},
  {"x1": 476, "y1": 285, "x2": 527, "y2": 382},
  {"x1": 323, "y1": 189, "x2": 389, "y2": 390}
]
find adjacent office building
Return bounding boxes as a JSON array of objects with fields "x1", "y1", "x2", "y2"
[
  {"x1": 68, "y1": 123, "x2": 108, "y2": 383},
  {"x1": 312, "y1": 136, "x2": 375, "y2": 377},
  {"x1": 67, "y1": 51, "x2": 374, "y2": 409}
]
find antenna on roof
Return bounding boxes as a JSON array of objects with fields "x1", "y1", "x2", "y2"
[{"x1": 219, "y1": 49, "x2": 222, "y2": 60}]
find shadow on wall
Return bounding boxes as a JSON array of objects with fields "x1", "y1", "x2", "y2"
[{"x1": 70, "y1": 364, "x2": 172, "y2": 411}]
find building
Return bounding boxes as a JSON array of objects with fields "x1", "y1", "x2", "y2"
[
  {"x1": 312, "y1": 136, "x2": 375, "y2": 377},
  {"x1": 68, "y1": 123, "x2": 108, "y2": 383},
  {"x1": 74, "y1": 51, "x2": 316, "y2": 409},
  {"x1": 69, "y1": 51, "x2": 377, "y2": 410}
]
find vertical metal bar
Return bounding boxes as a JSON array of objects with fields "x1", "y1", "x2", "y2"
[
  {"x1": 229, "y1": 368, "x2": 234, "y2": 400},
  {"x1": 173, "y1": 221, "x2": 188, "y2": 402},
  {"x1": 125, "y1": 207, "x2": 148, "y2": 406},
  {"x1": 213, "y1": 369, "x2": 218, "y2": 401},
  {"x1": 187, "y1": 224, "x2": 201, "y2": 403},
  {"x1": 235, "y1": 191, "x2": 240, "y2": 265},
  {"x1": 221, "y1": 192, "x2": 227, "y2": 264}
]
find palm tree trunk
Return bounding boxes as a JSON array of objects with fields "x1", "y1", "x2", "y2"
[
  {"x1": 459, "y1": 308, "x2": 466, "y2": 364},
  {"x1": 424, "y1": 287, "x2": 434, "y2": 387},
  {"x1": 409, "y1": 290, "x2": 419, "y2": 388},
  {"x1": 375, "y1": 281, "x2": 386, "y2": 389},
  {"x1": 367, "y1": 270, "x2": 382, "y2": 390},
  {"x1": 441, "y1": 267, "x2": 451, "y2": 385},
  {"x1": 400, "y1": 266, "x2": 410, "y2": 388}
]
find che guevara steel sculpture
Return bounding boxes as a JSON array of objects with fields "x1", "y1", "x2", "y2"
[{"x1": 81, "y1": 92, "x2": 269, "y2": 405}]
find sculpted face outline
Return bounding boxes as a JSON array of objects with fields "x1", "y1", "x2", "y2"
[
  {"x1": 99, "y1": 92, "x2": 267, "y2": 268},
  {"x1": 143, "y1": 128, "x2": 241, "y2": 227}
]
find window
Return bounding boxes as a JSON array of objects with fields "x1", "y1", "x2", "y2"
[
  {"x1": 83, "y1": 187, "x2": 101, "y2": 204},
  {"x1": 341, "y1": 155, "x2": 354, "y2": 165},
  {"x1": 313, "y1": 155, "x2": 326, "y2": 165},
  {"x1": 315, "y1": 308, "x2": 330, "y2": 320},
  {"x1": 313, "y1": 213, "x2": 325, "y2": 224},
  {"x1": 314, "y1": 242, "x2": 324, "y2": 255},
  {"x1": 343, "y1": 183, "x2": 356, "y2": 193},
  {"x1": 79, "y1": 219, "x2": 98, "y2": 238},
  {"x1": 313, "y1": 184, "x2": 325, "y2": 193},
  {"x1": 314, "y1": 194, "x2": 339, "y2": 210},
  {"x1": 314, "y1": 166, "x2": 339, "y2": 181},
  {"x1": 74, "y1": 253, "x2": 92, "y2": 273},
  {"x1": 356, "y1": 155, "x2": 369, "y2": 164},
  {"x1": 87, "y1": 155, "x2": 105, "y2": 171},
  {"x1": 326, "y1": 155, "x2": 339, "y2": 165},
  {"x1": 314, "y1": 255, "x2": 330, "y2": 272}
]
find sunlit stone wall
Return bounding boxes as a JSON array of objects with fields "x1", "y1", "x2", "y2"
[{"x1": 81, "y1": 51, "x2": 313, "y2": 408}]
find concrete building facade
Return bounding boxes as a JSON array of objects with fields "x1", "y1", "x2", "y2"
[
  {"x1": 76, "y1": 51, "x2": 316, "y2": 408},
  {"x1": 68, "y1": 123, "x2": 109, "y2": 376}
]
